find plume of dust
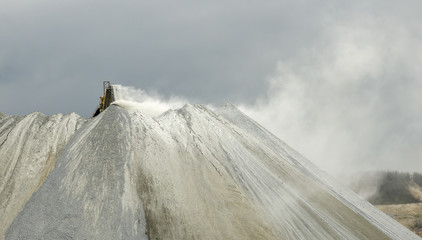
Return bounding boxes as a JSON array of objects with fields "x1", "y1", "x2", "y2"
[
  {"x1": 408, "y1": 184, "x2": 422, "y2": 202},
  {"x1": 112, "y1": 85, "x2": 187, "y2": 117},
  {"x1": 343, "y1": 171, "x2": 385, "y2": 200},
  {"x1": 239, "y1": 15, "x2": 422, "y2": 177}
]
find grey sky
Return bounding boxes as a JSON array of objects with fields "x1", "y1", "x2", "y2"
[
  {"x1": 0, "y1": 0, "x2": 421, "y2": 174},
  {"x1": 0, "y1": 0, "x2": 328, "y2": 115}
]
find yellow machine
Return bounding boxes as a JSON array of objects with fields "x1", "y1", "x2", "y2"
[
  {"x1": 99, "y1": 97, "x2": 105, "y2": 110},
  {"x1": 92, "y1": 81, "x2": 115, "y2": 117}
]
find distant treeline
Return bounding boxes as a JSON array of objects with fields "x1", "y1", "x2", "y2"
[
  {"x1": 367, "y1": 171, "x2": 422, "y2": 205},
  {"x1": 351, "y1": 171, "x2": 422, "y2": 205}
]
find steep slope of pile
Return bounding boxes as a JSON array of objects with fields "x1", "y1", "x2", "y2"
[
  {"x1": 215, "y1": 103, "x2": 420, "y2": 239},
  {"x1": 5, "y1": 107, "x2": 147, "y2": 240},
  {"x1": 3, "y1": 104, "x2": 420, "y2": 239},
  {"x1": 0, "y1": 112, "x2": 85, "y2": 239}
]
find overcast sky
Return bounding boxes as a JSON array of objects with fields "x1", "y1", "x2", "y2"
[{"x1": 1, "y1": 0, "x2": 421, "y2": 175}]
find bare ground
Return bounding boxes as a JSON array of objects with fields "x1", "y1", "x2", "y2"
[{"x1": 377, "y1": 203, "x2": 422, "y2": 237}]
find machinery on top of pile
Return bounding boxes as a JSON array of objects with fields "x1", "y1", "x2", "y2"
[{"x1": 92, "y1": 81, "x2": 115, "y2": 117}]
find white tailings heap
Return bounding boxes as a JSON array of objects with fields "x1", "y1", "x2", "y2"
[
  {"x1": 1, "y1": 86, "x2": 420, "y2": 239},
  {"x1": 0, "y1": 112, "x2": 86, "y2": 239}
]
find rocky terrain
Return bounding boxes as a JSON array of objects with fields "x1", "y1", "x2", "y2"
[
  {"x1": 377, "y1": 203, "x2": 422, "y2": 237},
  {"x1": 350, "y1": 171, "x2": 422, "y2": 237}
]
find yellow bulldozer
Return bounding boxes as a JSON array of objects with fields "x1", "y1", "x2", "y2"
[{"x1": 92, "y1": 81, "x2": 115, "y2": 117}]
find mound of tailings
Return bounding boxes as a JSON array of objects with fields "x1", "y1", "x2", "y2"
[
  {"x1": 2, "y1": 104, "x2": 420, "y2": 239},
  {"x1": 0, "y1": 112, "x2": 85, "y2": 239}
]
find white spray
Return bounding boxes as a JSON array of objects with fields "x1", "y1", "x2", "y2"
[{"x1": 112, "y1": 85, "x2": 187, "y2": 117}]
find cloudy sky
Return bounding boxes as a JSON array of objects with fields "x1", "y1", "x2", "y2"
[{"x1": 1, "y1": 0, "x2": 421, "y2": 175}]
